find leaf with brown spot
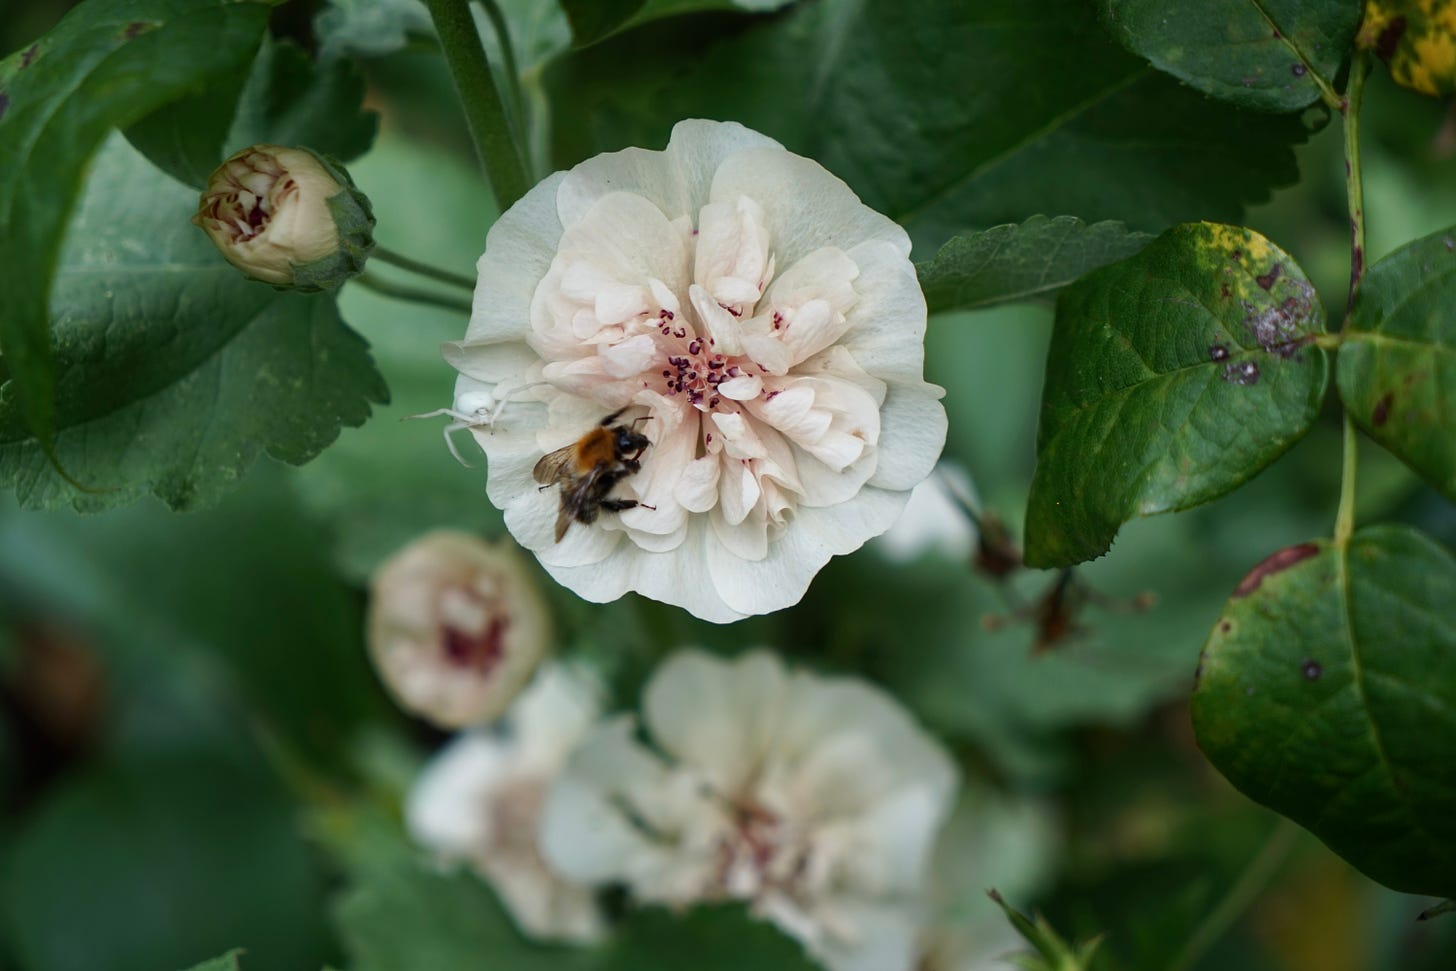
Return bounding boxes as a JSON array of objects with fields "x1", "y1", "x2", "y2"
[
  {"x1": 1026, "y1": 222, "x2": 1329, "y2": 568},
  {"x1": 1338, "y1": 224, "x2": 1456, "y2": 501},
  {"x1": 1193, "y1": 526, "x2": 1456, "y2": 898}
]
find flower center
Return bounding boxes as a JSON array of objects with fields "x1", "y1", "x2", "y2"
[{"x1": 659, "y1": 336, "x2": 746, "y2": 412}]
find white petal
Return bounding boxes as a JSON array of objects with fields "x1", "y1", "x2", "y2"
[
  {"x1": 717, "y1": 374, "x2": 763, "y2": 400},
  {"x1": 866, "y1": 383, "x2": 947, "y2": 492},
  {"x1": 690, "y1": 283, "x2": 744, "y2": 355},
  {"x1": 675, "y1": 454, "x2": 721, "y2": 513},
  {"x1": 406, "y1": 733, "x2": 511, "y2": 855},
  {"x1": 557, "y1": 119, "x2": 782, "y2": 227},
  {"x1": 709, "y1": 148, "x2": 910, "y2": 270},
  {"x1": 599, "y1": 333, "x2": 658, "y2": 378},
  {"x1": 467, "y1": 172, "x2": 567, "y2": 345},
  {"x1": 642, "y1": 650, "x2": 787, "y2": 796},
  {"x1": 839, "y1": 239, "x2": 928, "y2": 383}
]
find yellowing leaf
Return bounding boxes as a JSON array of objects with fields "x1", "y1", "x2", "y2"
[{"x1": 1360, "y1": 0, "x2": 1456, "y2": 95}]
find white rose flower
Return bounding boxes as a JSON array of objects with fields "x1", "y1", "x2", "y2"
[
  {"x1": 445, "y1": 120, "x2": 947, "y2": 623},
  {"x1": 367, "y1": 530, "x2": 550, "y2": 729},
  {"x1": 538, "y1": 649, "x2": 960, "y2": 971},
  {"x1": 407, "y1": 663, "x2": 605, "y2": 943}
]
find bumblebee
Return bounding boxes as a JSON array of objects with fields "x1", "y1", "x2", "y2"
[{"x1": 533, "y1": 408, "x2": 652, "y2": 542}]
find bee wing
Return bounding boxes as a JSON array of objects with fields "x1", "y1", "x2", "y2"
[
  {"x1": 554, "y1": 466, "x2": 606, "y2": 542},
  {"x1": 533, "y1": 444, "x2": 575, "y2": 486}
]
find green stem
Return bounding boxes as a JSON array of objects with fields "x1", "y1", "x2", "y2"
[
  {"x1": 372, "y1": 245, "x2": 477, "y2": 292},
  {"x1": 1343, "y1": 52, "x2": 1370, "y2": 317},
  {"x1": 424, "y1": 0, "x2": 530, "y2": 210},
  {"x1": 476, "y1": 0, "x2": 526, "y2": 148},
  {"x1": 353, "y1": 273, "x2": 474, "y2": 314},
  {"x1": 1334, "y1": 52, "x2": 1371, "y2": 547},
  {"x1": 1170, "y1": 819, "x2": 1300, "y2": 971},
  {"x1": 1335, "y1": 413, "x2": 1359, "y2": 545}
]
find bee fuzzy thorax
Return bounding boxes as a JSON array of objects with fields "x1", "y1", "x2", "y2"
[{"x1": 573, "y1": 427, "x2": 619, "y2": 473}]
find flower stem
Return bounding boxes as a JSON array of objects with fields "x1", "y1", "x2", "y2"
[
  {"x1": 1334, "y1": 52, "x2": 1371, "y2": 547},
  {"x1": 1342, "y1": 51, "x2": 1370, "y2": 317},
  {"x1": 475, "y1": 0, "x2": 526, "y2": 148},
  {"x1": 353, "y1": 273, "x2": 474, "y2": 314},
  {"x1": 372, "y1": 245, "x2": 477, "y2": 292},
  {"x1": 1169, "y1": 818, "x2": 1300, "y2": 971},
  {"x1": 424, "y1": 0, "x2": 530, "y2": 210}
]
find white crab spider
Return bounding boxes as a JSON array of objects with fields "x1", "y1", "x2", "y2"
[{"x1": 412, "y1": 389, "x2": 505, "y2": 467}]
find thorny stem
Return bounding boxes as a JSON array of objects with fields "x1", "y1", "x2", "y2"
[
  {"x1": 372, "y1": 245, "x2": 477, "y2": 292},
  {"x1": 1334, "y1": 52, "x2": 1371, "y2": 547},
  {"x1": 1169, "y1": 819, "x2": 1300, "y2": 971},
  {"x1": 353, "y1": 273, "x2": 474, "y2": 314},
  {"x1": 424, "y1": 0, "x2": 530, "y2": 210},
  {"x1": 475, "y1": 0, "x2": 526, "y2": 149}
]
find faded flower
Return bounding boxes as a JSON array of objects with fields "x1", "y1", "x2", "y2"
[
  {"x1": 367, "y1": 530, "x2": 550, "y2": 729},
  {"x1": 539, "y1": 649, "x2": 959, "y2": 971},
  {"x1": 193, "y1": 144, "x2": 373, "y2": 289},
  {"x1": 408, "y1": 663, "x2": 604, "y2": 942},
  {"x1": 445, "y1": 120, "x2": 946, "y2": 622}
]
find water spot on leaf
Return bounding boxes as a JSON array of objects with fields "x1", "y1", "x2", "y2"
[
  {"x1": 1301, "y1": 657, "x2": 1323, "y2": 681},
  {"x1": 1220, "y1": 620, "x2": 1232, "y2": 633},
  {"x1": 1222, "y1": 360, "x2": 1260, "y2": 385},
  {"x1": 1373, "y1": 392, "x2": 1394, "y2": 427},
  {"x1": 1292, "y1": 63, "x2": 1308, "y2": 77},
  {"x1": 1208, "y1": 343, "x2": 1230, "y2": 362},
  {"x1": 1445, "y1": 236, "x2": 1454, "y2": 252},
  {"x1": 1256, "y1": 263, "x2": 1283, "y2": 289},
  {"x1": 1233, "y1": 542, "x2": 1321, "y2": 597}
]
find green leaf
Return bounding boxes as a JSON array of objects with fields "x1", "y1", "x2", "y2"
[
  {"x1": 1359, "y1": 0, "x2": 1456, "y2": 96},
  {"x1": 544, "y1": 0, "x2": 1311, "y2": 253},
  {"x1": 560, "y1": 0, "x2": 794, "y2": 47},
  {"x1": 180, "y1": 951, "x2": 245, "y2": 971},
  {"x1": 335, "y1": 861, "x2": 593, "y2": 971},
  {"x1": 1191, "y1": 525, "x2": 1456, "y2": 898},
  {"x1": 0, "y1": 0, "x2": 269, "y2": 445},
  {"x1": 1103, "y1": 0, "x2": 1361, "y2": 112},
  {"x1": 0, "y1": 134, "x2": 387, "y2": 512},
  {"x1": 123, "y1": 58, "x2": 257, "y2": 188},
  {"x1": 1337, "y1": 225, "x2": 1456, "y2": 502},
  {"x1": 917, "y1": 216, "x2": 1154, "y2": 315},
  {"x1": 0, "y1": 752, "x2": 333, "y2": 971},
  {"x1": 1025, "y1": 222, "x2": 1330, "y2": 568},
  {"x1": 226, "y1": 38, "x2": 379, "y2": 163},
  {"x1": 316, "y1": 0, "x2": 434, "y2": 59},
  {"x1": 336, "y1": 858, "x2": 816, "y2": 971},
  {"x1": 990, "y1": 890, "x2": 1103, "y2": 971}
]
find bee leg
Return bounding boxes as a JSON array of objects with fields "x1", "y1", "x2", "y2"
[
  {"x1": 601, "y1": 407, "x2": 629, "y2": 426},
  {"x1": 599, "y1": 499, "x2": 640, "y2": 513}
]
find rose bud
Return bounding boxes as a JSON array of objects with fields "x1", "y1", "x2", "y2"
[
  {"x1": 367, "y1": 531, "x2": 551, "y2": 729},
  {"x1": 192, "y1": 144, "x2": 374, "y2": 291}
]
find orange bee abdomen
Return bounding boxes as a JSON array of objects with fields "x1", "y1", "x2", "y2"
[{"x1": 573, "y1": 427, "x2": 616, "y2": 472}]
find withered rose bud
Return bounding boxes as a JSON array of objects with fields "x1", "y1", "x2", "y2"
[
  {"x1": 192, "y1": 144, "x2": 374, "y2": 290},
  {"x1": 367, "y1": 531, "x2": 551, "y2": 728}
]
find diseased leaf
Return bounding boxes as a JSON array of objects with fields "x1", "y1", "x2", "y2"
[
  {"x1": 1359, "y1": 0, "x2": 1456, "y2": 96},
  {"x1": 1025, "y1": 223, "x2": 1330, "y2": 568},
  {"x1": 0, "y1": 135, "x2": 387, "y2": 512},
  {"x1": 545, "y1": 0, "x2": 1311, "y2": 254},
  {"x1": 1191, "y1": 526, "x2": 1456, "y2": 898},
  {"x1": 917, "y1": 216, "x2": 1153, "y2": 315},
  {"x1": 1104, "y1": 0, "x2": 1362, "y2": 112},
  {"x1": 0, "y1": 0, "x2": 269, "y2": 445},
  {"x1": 1337, "y1": 225, "x2": 1456, "y2": 501},
  {"x1": 226, "y1": 38, "x2": 379, "y2": 163}
]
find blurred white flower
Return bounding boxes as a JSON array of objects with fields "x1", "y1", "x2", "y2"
[
  {"x1": 367, "y1": 530, "x2": 550, "y2": 728},
  {"x1": 876, "y1": 463, "x2": 979, "y2": 563},
  {"x1": 539, "y1": 649, "x2": 959, "y2": 971},
  {"x1": 445, "y1": 119, "x2": 946, "y2": 623},
  {"x1": 407, "y1": 663, "x2": 605, "y2": 942}
]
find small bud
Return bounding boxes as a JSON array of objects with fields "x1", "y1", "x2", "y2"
[
  {"x1": 367, "y1": 531, "x2": 551, "y2": 728},
  {"x1": 192, "y1": 144, "x2": 374, "y2": 291}
]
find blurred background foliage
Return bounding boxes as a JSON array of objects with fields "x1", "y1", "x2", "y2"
[{"x1": 2, "y1": 1, "x2": 1456, "y2": 969}]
